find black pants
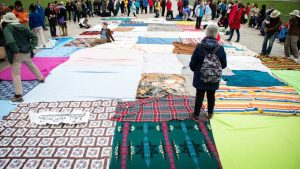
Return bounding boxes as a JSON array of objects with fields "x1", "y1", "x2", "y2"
[
  {"x1": 166, "y1": 10, "x2": 173, "y2": 20},
  {"x1": 49, "y1": 22, "x2": 56, "y2": 37},
  {"x1": 194, "y1": 89, "x2": 216, "y2": 116},
  {"x1": 161, "y1": 5, "x2": 166, "y2": 16},
  {"x1": 211, "y1": 10, "x2": 216, "y2": 20},
  {"x1": 67, "y1": 10, "x2": 71, "y2": 20},
  {"x1": 228, "y1": 29, "x2": 240, "y2": 42},
  {"x1": 195, "y1": 16, "x2": 202, "y2": 29},
  {"x1": 136, "y1": 7, "x2": 139, "y2": 14}
]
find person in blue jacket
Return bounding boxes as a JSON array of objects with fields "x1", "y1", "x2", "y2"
[
  {"x1": 35, "y1": 0, "x2": 47, "y2": 30},
  {"x1": 189, "y1": 24, "x2": 227, "y2": 120},
  {"x1": 29, "y1": 3, "x2": 46, "y2": 46},
  {"x1": 143, "y1": 0, "x2": 148, "y2": 14}
]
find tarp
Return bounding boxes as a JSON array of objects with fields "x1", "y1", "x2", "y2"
[
  {"x1": 272, "y1": 70, "x2": 300, "y2": 94},
  {"x1": 0, "y1": 100, "x2": 17, "y2": 119},
  {"x1": 137, "y1": 37, "x2": 180, "y2": 45},
  {"x1": 0, "y1": 57, "x2": 68, "y2": 80},
  {"x1": 211, "y1": 114, "x2": 300, "y2": 169},
  {"x1": 223, "y1": 70, "x2": 286, "y2": 87},
  {"x1": 35, "y1": 47, "x2": 80, "y2": 57}
]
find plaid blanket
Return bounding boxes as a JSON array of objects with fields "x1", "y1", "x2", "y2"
[
  {"x1": 112, "y1": 95, "x2": 205, "y2": 122},
  {"x1": 0, "y1": 80, "x2": 39, "y2": 100}
]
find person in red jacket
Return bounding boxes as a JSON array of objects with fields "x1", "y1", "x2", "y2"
[
  {"x1": 226, "y1": 3, "x2": 244, "y2": 42},
  {"x1": 148, "y1": 0, "x2": 154, "y2": 13},
  {"x1": 166, "y1": 0, "x2": 173, "y2": 19},
  {"x1": 177, "y1": 0, "x2": 183, "y2": 16}
]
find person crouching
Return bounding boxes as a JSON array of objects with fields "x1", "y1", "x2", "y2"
[
  {"x1": 189, "y1": 24, "x2": 227, "y2": 120},
  {"x1": 90, "y1": 22, "x2": 114, "y2": 47}
]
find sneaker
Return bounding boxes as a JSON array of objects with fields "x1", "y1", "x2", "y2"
[
  {"x1": 39, "y1": 78, "x2": 45, "y2": 83},
  {"x1": 11, "y1": 95, "x2": 24, "y2": 102},
  {"x1": 207, "y1": 113, "x2": 214, "y2": 119},
  {"x1": 190, "y1": 113, "x2": 199, "y2": 121}
]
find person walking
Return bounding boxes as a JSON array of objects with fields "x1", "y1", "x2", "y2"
[
  {"x1": 45, "y1": 3, "x2": 57, "y2": 37},
  {"x1": 195, "y1": 0, "x2": 204, "y2": 29},
  {"x1": 29, "y1": 4, "x2": 46, "y2": 46},
  {"x1": 284, "y1": 10, "x2": 300, "y2": 61},
  {"x1": 2, "y1": 12, "x2": 45, "y2": 102},
  {"x1": 260, "y1": 10, "x2": 282, "y2": 56},
  {"x1": 226, "y1": 3, "x2": 244, "y2": 42},
  {"x1": 189, "y1": 24, "x2": 227, "y2": 120}
]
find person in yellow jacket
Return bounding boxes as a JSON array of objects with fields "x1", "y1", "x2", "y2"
[{"x1": 154, "y1": 0, "x2": 160, "y2": 17}]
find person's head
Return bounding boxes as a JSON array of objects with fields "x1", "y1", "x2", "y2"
[
  {"x1": 8, "y1": 5, "x2": 14, "y2": 12},
  {"x1": 253, "y1": 3, "x2": 257, "y2": 8},
  {"x1": 238, "y1": 2, "x2": 243, "y2": 8},
  {"x1": 1, "y1": 12, "x2": 20, "y2": 24},
  {"x1": 270, "y1": 10, "x2": 281, "y2": 19},
  {"x1": 14, "y1": 0, "x2": 23, "y2": 11},
  {"x1": 289, "y1": 10, "x2": 300, "y2": 19},
  {"x1": 262, "y1": 4, "x2": 266, "y2": 10},
  {"x1": 102, "y1": 22, "x2": 108, "y2": 28},
  {"x1": 29, "y1": 4, "x2": 36, "y2": 12},
  {"x1": 205, "y1": 24, "x2": 219, "y2": 38}
]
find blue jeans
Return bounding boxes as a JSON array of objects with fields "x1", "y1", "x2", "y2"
[{"x1": 261, "y1": 32, "x2": 278, "y2": 55}]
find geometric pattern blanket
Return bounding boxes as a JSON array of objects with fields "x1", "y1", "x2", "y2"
[
  {"x1": 112, "y1": 95, "x2": 205, "y2": 122},
  {"x1": 109, "y1": 120, "x2": 222, "y2": 169},
  {"x1": 0, "y1": 80, "x2": 39, "y2": 100},
  {"x1": 0, "y1": 100, "x2": 116, "y2": 169}
]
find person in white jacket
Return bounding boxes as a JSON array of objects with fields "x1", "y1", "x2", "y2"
[{"x1": 195, "y1": 0, "x2": 205, "y2": 29}]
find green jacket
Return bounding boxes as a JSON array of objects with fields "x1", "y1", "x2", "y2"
[{"x1": 3, "y1": 23, "x2": 38, "y2": 64}]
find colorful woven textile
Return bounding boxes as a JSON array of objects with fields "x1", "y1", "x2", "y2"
[
  {"x1": 172, "y1": 42, "x2": 197, "y2": 55},
  {"x1": 180, "y1": 38, "x2": 202, "y2": 45},
  {"x1": 0, "y1": 100, "x2": 117, "y2": 169},
  {"x1": 223, "y1": 70, "x2": 286, "y2": 87},
  {"x1": 0, "y1": 80, "x2": 39, "y2": 100},
  {"x1": 136, "y1": 74, "x2": 187, "y2": 99},
  {"x1": 109, "y1": 120, "x2": 221, "y2": 169},
  {"x1": 80, "y1": 31, "x2": 101, "y2": 35},
  {"x1": 64, "y1": 38, "x2": 96, "y2": 48},
  {"x1": 0, "y1": 57, "x2": 68, "y2": 80},
  {"x1": 256, "y1": 55, "x2": 300, "y2": 70},
  {"x1": 272, "y1": 70, "x2": 300, "y2": 94},
  {"x1": 137, "y1": 37, "x2": 180, "y2": 45},
  {"x1": 211, "y1": 114, "x2": 300, "y2": 169},
  {"x1": 112, "y1": 95, "x2": 200, "y2": 122}
]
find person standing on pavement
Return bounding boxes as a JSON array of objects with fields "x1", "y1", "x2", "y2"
[
  {"x1": 149, "y1": 0, "x2": 154, "y2": 13},
  {"x1": 189, "y1": 24, "x2": 227, "y2": 120},
  {"x1": 195, "y1": 0, "x2": 204, "y2": 29},
  {"x1": 45, "y1": 3, "x2": 57, "y2": 37},
  {"x1": 284, "y1": 10, "x2": 300, "y2": 61},
  {"x1": 129, "y1": 0, "x2": 137, "y2": 17},
  {"x1": 135, "y1": 0, "x2": 140, "y2": 14},
  {"x1": 161, "y1": 0, "x2": 166, "y2": 17},
  {"x1": 108, "y1": 0, "x2": 115, "y2": 16},
  {"x1": 260, "y1": 10, "x2": 282, "y2": 56},
  {"x1": 226, "y1": 2, "x2": 244, "y2": 42},
  {"x1": 57, "y1": 3, "x2": 68, "y2": 36},
  {"x1": 204, "y1": 2, "x2": 211, "y2": 21},
  {"x1": 210, "y1": 1, "x2": 217, "y2": 20},
  {"x1": 71, "y1": 1, "x2": 78, "y2": 23},
  {"x1": 177, "y1": 0, "x2": 183, "y2": 17},
  {"x1": 35, "y1": 1, "x2": 47, "y2": 30},
  {"x1": 12, "y1": 1, "x2": 28, "y2": 26},
  {"x1": 29, "y1": 4, "x2": 46, "y2": 47},
  {"x1": 256, "y1": 4, "x2": 266, "y2": 30},
  {"x1": 1, "y1": 12, "x2": 45, "y2": 102},
  {"x1": 154, "y1": 0, "x2": 160, "y2": 18},
  {"x1": 166, "y1": 0, "x2": 173, "y2": 20},
  {"x1": 66, "y1": 0, "x2": 72, "y2": 21}
]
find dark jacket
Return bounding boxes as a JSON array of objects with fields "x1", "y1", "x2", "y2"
[
  {"x1": 288, "y1": 17, "x2": 300, "y2": 36},
  {"x1": 189, "y1": 37, "x2": 227, "y2": 90},
  {"x1": 45, "y1": 8, "x2": 57, "y2": 24},
  {"x1": 3, "y1": 23, "x2": 38, "y2": 64},
  {"x1": 29, "y1": 10, "x2": 45, "y2": 29},
  {"x1": 265, "y1": 17, "x2": 282, "y2": 36}
]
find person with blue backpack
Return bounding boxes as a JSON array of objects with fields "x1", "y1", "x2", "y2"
[
  {"x1": 189, "y1": 24, "x2": 227, "y2": 120},
  {"x1": 195, "y1": 0, "x2": 204, "y2": 29}
]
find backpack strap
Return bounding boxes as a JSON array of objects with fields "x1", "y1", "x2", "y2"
[{"x1": 212, "y1": 45, "x2": 220, "y2": 54}]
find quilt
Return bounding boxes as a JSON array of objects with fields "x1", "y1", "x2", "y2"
[
  {"x1": 0, "y1": 80, "x2": 39, "y2": 100},
  {"x1": 64, "y1": 38, "x2": 97, "y2": 48},
  {"x1": 257, "y1": 55, "x2": 300, "y2": 70},
  {"x1": 137, "y1": 37, "x2": 180, "y2": 45},
  {"x1": 272, "y1": 70, "x2": 300, "y2": 94}
]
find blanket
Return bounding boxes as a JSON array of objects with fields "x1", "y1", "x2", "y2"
[
  {"x1": 0, "y1": 80, "x2": 39, "y2": 100},
  {"x1": 35, "y1": 47, "x2": 80, "y2": 57},
  {"x1": 173, "y1": 42, "x2": 197, "y2": 55},
  {"x1": 51, "y1": 37, "x2": 75, "y2": 47},
  {"x1": 0, "y1": 57, "x2": 68, "y2": 80},
  {"x1": 112, "y1": 95, "x2": 201, "y2": 122},
  {"x1": 109, "y1": 120, "x2": 221, "y2": 169},
  {"x1": 223, "y1": 70, "x2": 286, "y2": 87},
  {"x1": 112, "y1": 27, "x2": 134, "y2": 32},
  {"x1": 148, "y1": 24, "x2": 182, "y2": 32},
  {"x1": 64, "y1": 38, "x2": 96, "y2": 48},
  {"x1": 137, "y1": 37, "x2": 180, "y2": 45},
  {"x1": 80, "y1": 31, "x2": 101, "y2": 35},
  {"x1": 272, "y1": 70, "x2": 300, "y2": 94},
  {"x1": 211, "y1": 114, "x2": 300, "y2": 169},
  {"x1": 0, "y1": 100, "x2": 117, "y2": 169},
  {"x1": 136, "y1": 74, "x2": 186, "y2": 98}
]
